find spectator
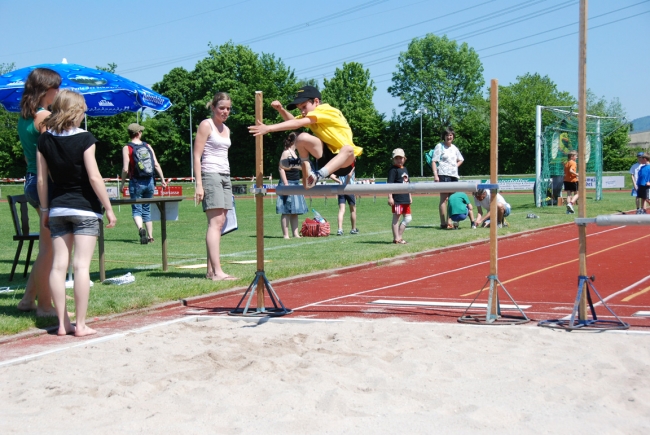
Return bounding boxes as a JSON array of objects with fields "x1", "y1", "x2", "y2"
[
  {"x1": 36, "y1": 90, "x2": 117, "y2": 336},
  {"x1": 121, "y1": 123, "x2": 167, "y2": 244},
  {"x1": 636, "y1": 153, "x2": 650, "y2": 214},
  {"x1": 331, "y1": 168, "x2": 359, "y2": 236},
  {"x1": 16, "y1": 67, "x2": 61, "y2": 316},
  {"x1": 277, "y1": 133, "x2": 307, "y2": 238},
  {"x1": 563, "y1": 150, "x2": 579, "y2": 214},
  {"x1": 387, "y1": 148, "x2": 412, "y2": 244},
  {"x1": 473, "y1": 189, "x2": 511, "y2": 228},
  {"x1": 447, "y1": 192, "x2": 476, "y2": 230},
  {"x1": 431, "y1": 127, "x2": 464, "y2": 228},
  {"x1": 194, "y1": 92, "x2": 237, "y2": 281},
  {"x1": 630, "y1": 151, "x2": 646, "y2": 214}
]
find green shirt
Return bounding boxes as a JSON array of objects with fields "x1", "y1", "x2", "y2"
[
  {"x1": 17, "y1": 108, "x2": 45, "y2": 174},
  {"x1": 447, "y1": 192, "x2": 471, "y2": 216}
]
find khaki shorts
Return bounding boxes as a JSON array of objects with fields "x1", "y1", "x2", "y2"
[{"x1": 202, "y1": 172, "x2": 233, "y2": 211}]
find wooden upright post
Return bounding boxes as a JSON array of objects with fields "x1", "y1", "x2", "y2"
[
  {"x1": 577, "y1": 0, "x2": 588, "y2": 321},
  {"x1": 229, "y1": 92, "x2": 291, "y2": 317},
  {"x1": 255, "y1": 91, "x2": 265, "y2": 311},
  {"x1": 488, "y1": 79, "x2": 499, "y2": 319}
]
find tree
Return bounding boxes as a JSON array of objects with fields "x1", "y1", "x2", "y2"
[
  {"x1": 498, "y1": 73, "x2": 575, "y2": 174},
  {"x1": 388, "y1": 34, "x2": 484, "y2": 135},
  {"x1": 321, "y1": 62, "x2": 387, "y2": 177},
  {"x1": 455, "y1": 94, "x2": 491, "y2": 176},
  {"x1": 0, "y1": 62, "x2": 24, "y2": 178},
  {"x1": 152, "y1": 42, "x2": 299, "y2": 177},
  {"x1": 587, "y1": 90, "x2": 631, "y2": 171}
]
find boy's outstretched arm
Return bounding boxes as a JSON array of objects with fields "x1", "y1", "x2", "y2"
[{"x1": 248, "y1": 117, "x2": 312, "y2": 137}]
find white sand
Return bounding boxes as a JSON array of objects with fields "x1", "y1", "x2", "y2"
[{"x1": 0, "y1": 317, "x2": 649, "y2": 434}]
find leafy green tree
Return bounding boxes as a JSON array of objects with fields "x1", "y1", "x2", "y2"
[
  {"x1": 388, "y1": 34, "x2": 484, "y2": 134},
  {"x1": 587, "y1": 90, "x2": 631, "y2": 171},
  {"x1": 455, "y1": 94, "x2": 491, "y2": 176},
  {"x1": 498, "y1": 73, "x2": 575, "y2": 174},
  {"x1": 0, "y1": 63, "x2": 24, "y2": 178},
  {"x1": 152, "y1": 42, "x2": 299, "y2": 178},
  {"x1": 321, "y1": 62, "x2": 387, "y2": 177}
]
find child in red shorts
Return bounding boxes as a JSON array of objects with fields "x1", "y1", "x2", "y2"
[{"x1": 387, "y1": 148, "x2": 412, "y2": 244}]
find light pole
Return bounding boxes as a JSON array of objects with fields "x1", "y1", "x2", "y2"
[{"x1": 419, "y1": 110, "x2": 423, "y2": 177}]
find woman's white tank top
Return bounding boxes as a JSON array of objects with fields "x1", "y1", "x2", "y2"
[{"x1": 201, "y1": 119, "x2": 231, "y2": 174}]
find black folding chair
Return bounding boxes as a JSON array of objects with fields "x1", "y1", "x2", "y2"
[{"x1": 8, "y1": 194, "x2": 39, "y2": 281}]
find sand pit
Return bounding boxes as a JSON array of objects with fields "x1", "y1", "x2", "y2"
[{"x1": 1, "y1": 317, "x2": 649, "y2": 433}]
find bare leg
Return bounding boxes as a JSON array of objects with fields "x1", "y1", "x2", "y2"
[
  {"x1": 398, "y1": 215, "x2": 409, "y2": 240},
  {"x1": 50, "y1": 234, "x2": 74, "y2": 336},
  {"x1": 289, "y1": 214, "x2": 300, "y2": 238},
  {"x1": 133, "y1": 215, "x2": 144, "y2": 231},
  {"x1": 350, "y1": 203, "x2": 357, "y2": 230},
  {"x1": 391, "y1": 214, "x2": 401, "y2": 241},
  {"x1": 71, "y1": 234, "x2": 97, "y2": 337},
  {"x1": 280, "y1": 214, "x2": 290, "y2": 239},
  {"x1": 206, "y1": 208, "x2": 235, "y2": 280},
  {"x1": 18, "y1": 210, "x2": 56, "y2": 316},
  {"x1": 439, "y1": 192, "x2": 450, "y2": 227},
  {"x1": 338, "y1": 203, "x2": 345, "y2": 231},
  {"x1": 144, "y1": 221, "x2": 154, "y2": 241}
]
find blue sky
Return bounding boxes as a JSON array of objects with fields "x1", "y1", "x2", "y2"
[{"x1": 2, "y1": 0, "x2": 649, "y2": 121}]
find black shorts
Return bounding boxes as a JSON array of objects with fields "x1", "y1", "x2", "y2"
[
  {"x1": 439, "y1": 175, "x2": 458, "y2": 182},
  {"x1": 564, "y1": 181, "x2": 578, "y2": 192},
  {"x1": 638, "y1": 185, "x2": 649, "y2": 200},
  {"x1": 338, "y1": 194, "x2": 356, "y2": 206},
  {"x1": 317, "y1": 144, "x2": 354, "y2": 177}
]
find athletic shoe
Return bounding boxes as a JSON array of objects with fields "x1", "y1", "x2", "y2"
[
  {"x1": 350, "y1": 229, "x2": 359, "y2": 235},
  {"x1": 337, "y1": 229, "x2": 343, "y2": 236},
  {"x1": 139, "y1": 228, "x2": 148, "y2": 244},
  {"x1": 453, "y1": 222, "x2": 459, "y2": 230},
  {"x1": 471, "y1": 224, "x2": 477, "y2": 229},
  {"x1": 305, "y1": 170, "x2": 321, "y2": 189},
  {"x1": 566, "y1": 203, "x2": 574, "y2": 213},
  {"x1": 497, "y1": 223, "x2": 503, "y2": 229},
  {"x1": 636, "y1": 209, "x2": 641, "y2": 214}
]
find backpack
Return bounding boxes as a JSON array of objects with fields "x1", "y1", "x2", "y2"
[
  {"x1": 129, "y1": 142, "x2": 154, "y2": 178},
  {"x1": 424, "y1": 148, "x2": 435, "y2": 172}
]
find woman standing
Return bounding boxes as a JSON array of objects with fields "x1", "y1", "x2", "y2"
[
  {"x1": 37, "y1": 90, "x2": 117, "y2": 336},
  {"x1": 277, "y1": 133, "x2": 307, "y2": 238},
  {"x1": 16, "y1": 68, "x2": 61, "y2": 316},
  {"x1": 431, "y1": 127, "x2": 464, "y2": 229},
  {"x1": 193, "y1": 92, "x2": 237, "y2": 281}
]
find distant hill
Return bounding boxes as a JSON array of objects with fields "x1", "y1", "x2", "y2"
[{"x1": 631, "y1": 116, "x2": 650, "y2": 133}]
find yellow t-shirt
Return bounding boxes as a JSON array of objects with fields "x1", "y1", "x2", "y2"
[{"x1": 298, "y1": 104, "x2": 363, "y2": 157}]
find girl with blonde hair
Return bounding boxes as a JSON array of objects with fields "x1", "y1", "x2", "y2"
[{"x1": 37, "y1": 90, "x2": 117, "y2": 336}]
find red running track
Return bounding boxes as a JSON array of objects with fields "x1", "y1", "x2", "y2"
[{"x1": 2, "y1": 223, "x2": 649, "y2": 363}]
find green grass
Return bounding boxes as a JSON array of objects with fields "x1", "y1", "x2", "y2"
[{"x1": 0, "y1": 176, "x2": 637, "y2": 335}]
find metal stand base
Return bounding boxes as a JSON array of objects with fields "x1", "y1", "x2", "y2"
[
  {"x1": 229, "y1": 271, "x2": 292, "y2": 317},
  {"x1": 458, "y1": 275, "x2": 529, "y2": 325},
  {"x1": 538, "y1": 275, "x2": 629, "y2": 331}
]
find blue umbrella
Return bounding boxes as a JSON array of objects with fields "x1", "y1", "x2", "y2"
[{"x1": 0, "y1": 63, "x2": 172, "y2": 116}]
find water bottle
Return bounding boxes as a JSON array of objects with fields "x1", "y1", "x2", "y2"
[{"x1": 312, "y1": 209, "x2": 325, "y2": 223}]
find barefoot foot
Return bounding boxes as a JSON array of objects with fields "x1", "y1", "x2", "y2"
[
  {"x1": 17, "y1": 300, "x2": 37, "y2": 312},
  {"x1": 74, "y1": 325, "x2": 97, "y2": 337},
  {"x1": 36, "y1": 307, "x2": 58, "y2": 317}
]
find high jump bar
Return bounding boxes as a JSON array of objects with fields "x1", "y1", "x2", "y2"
[
  {"x1": 275, "y1": 182, "x2": 499, "y2": 196},
  {"x1": 575, "y1": 215, "x2": 650, "y2": 226}
]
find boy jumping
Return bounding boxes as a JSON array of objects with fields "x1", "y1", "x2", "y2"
[{"x1": 248, "y1": 86, "x2": 363, "y2": 189}]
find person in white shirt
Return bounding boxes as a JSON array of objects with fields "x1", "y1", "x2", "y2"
[{"x1": 473, "y1": 189, "x2": 511, "y2": 228}]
